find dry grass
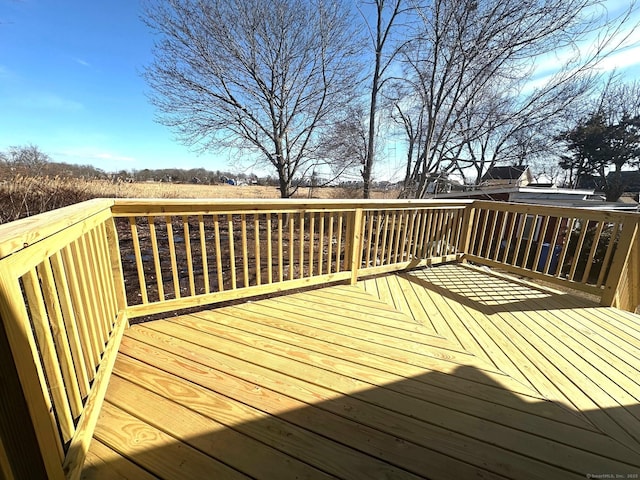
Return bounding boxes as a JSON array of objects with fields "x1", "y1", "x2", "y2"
[{"x1": 0, "y1": 175, "x2": 397, "y2": 224}]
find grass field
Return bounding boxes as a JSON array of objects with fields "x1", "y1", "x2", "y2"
[{"x1": 0, "y1": 175, "x2": 397, "y2": 223}]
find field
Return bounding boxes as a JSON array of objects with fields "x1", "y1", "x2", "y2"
[{"x1": 0, "y1": 174, "x2": 398, "y2": 224}]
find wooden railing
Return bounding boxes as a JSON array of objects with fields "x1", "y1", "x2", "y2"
[
  {"x1": 110, "y1": 200, "x2": 468, "y2": 318},
  {"x1": 0, "y1": 198, "x2": 638, "y2": 479},
  {"x1": 464, "y1": 201, "x2": 639, "y2": 308},
  {"x1": 0, "y1": 199, "x2": 126, "y2": 480}
]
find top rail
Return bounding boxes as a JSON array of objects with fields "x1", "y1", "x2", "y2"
[{"x1": 0, "y1": 198, "x2": 115, "y2": 259}]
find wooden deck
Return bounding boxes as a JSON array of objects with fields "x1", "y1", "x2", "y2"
[{"x1": 81, "y1": 264, "x2": 640, "y2": 480}]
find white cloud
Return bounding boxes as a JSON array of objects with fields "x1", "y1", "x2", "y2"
[
  {"x1": 521, "y1": 8, "x2": 640, "y2": 94},
  {"x1": 73, "y1": 57, "x2": 91, "y2": 67}
]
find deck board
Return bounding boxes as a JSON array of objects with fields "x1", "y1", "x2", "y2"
[{"x1": 82, "y1": 264, "x2": 640, "y2": 479}]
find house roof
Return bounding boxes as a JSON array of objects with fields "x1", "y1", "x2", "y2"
[
  {"x1": 606, "y1": 170, "x2": 640, "y2": 192},
  {"x1": 480, "y1": 165, "x2": 529, "y2": 182}
]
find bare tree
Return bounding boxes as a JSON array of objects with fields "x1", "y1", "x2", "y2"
[
  {"x1": 1, "y1": 144, "x2": 51, "y2": 170},
  {"x1": 143, "y1": 0, "x2": 362, "y2": 198},
  {"x1": 313, "y1": 105, "x2": 369, "y2": 184},
  {"x1": 390, "y1": 0, "x2": 638, "y2": 197},
  {"x1": 359, "y1": 0, "x2": 414, "y2": 198}
]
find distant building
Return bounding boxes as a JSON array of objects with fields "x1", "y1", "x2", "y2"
[
  {"x1": 428, "y1": 165, "x2": 638, "y2": 211},
  {"x1": 606, "y1": 170, "x2": 640, "y2": 194},
  {"x1": 429, "y1": 184, "x2": 638, "y2": 212},
  {"x1": 480, "y1": 165, "x2": 533, "y2": 187}
]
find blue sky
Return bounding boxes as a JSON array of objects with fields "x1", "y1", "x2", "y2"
[
  {"x1": 1, "y1": 1, "x2": 639, "y2": 177},
  {"x1": 0, "y1": 0, "x2": 228, "y2": 173}
]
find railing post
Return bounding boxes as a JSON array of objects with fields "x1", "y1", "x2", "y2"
[
  {"x1": 630, "y1": 230, "x2": 640, "y2": 313},
  {"x1": 349, "y1": 208, "x2": 365, "y2": 285},
  {"x1": 458, "y1": 204, "x2": 476, "y2": 262},
  {"x1": 601, "y1": 220, "x2": 638, "y2": 308}
]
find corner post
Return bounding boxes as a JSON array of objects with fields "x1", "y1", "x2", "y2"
[
  {"x1": 349, "y1": 208, "x2": 365, "y2": 285},
  {"x1": 458, "y1": 204, "x2": 476, "y2": 262},
  {"x1": 601, "y1": 220, "x2": 638, "y2": 308}
]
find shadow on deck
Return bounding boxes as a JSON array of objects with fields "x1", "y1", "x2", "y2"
[{"x1": 82, "y1": 264, "x2": 640, "y2": 479}]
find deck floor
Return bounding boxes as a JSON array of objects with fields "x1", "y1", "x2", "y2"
[{"x1": 82, "y1": 264, "x2": 640, "y2": 479}]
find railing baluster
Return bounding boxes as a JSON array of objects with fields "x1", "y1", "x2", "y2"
[
  {"x1": 254, "y1": 214, "x2": 261, "y2": 286},
  {"x1": 84, "y1": 233, "x2": 109, "y2": 345},
  {"x1": 277, "y1": 213, "x2": 283, "y2": 282},
  {"x1": 288, "y1": 213, "x2": 295, "y2": 279},
  {"x1": 443, "y1": 210, "x2": 453, "y2": 256},
  {"x1": 501, "y1": 212, "x2": 517, "y2": 264},
  {"x1": 299, "y1": 212, "x2": 305, "y2": 278},
  {"x1": 335, "y1": 214, "x2": 343, "y2": 273},
  {"x1": 532, "y1": 215, "x2": 550, "y2": 272},
  {"x1": 483, "y1": 210, "x2": 497, "y2": 258},
  {"x1": 379, "y1": 212, "x2": 389, "y2": 265},
  {"x1": 199, "y1": 215, "x2": 210, "y2": 294},
  {"x1": 318, "y1": 213, "x2": 325, "y2": 275},
  {"x1": 327, "y1": 214, "x2": 334, "y2": 274},
  {"x1": 555, "y1": 218, "x2": 576, "y2": 278},
  {"x1": 241, "y1": 214, "x2": 250, "y2": 287},
  {"x1": 266, "y1": 213, "x2": 273, "y2": 284},
  {"x1": 393, "y1": 211, "x2": 404, "y2": 263},
  {"x1": 543, "y1": 217, "x2": 562, "y2": 275},
  {"x1": 128, "y1": 218, "x2": 148, "y2": 304},
  {"x1": 477, "y1": 208, "x2": 490, "y2": 257},
  {"x1": 227, "y1": 214, "x2": 237, "y2": 290},
  {"x1": 569, "y1": 218, "x2": 590, "y2": 281},
  {"x1": 418, "y1": 209, "x2": 431, "y2": 258},
  {"x1": 342, "y1": 212, "x2": 351, "y2": 272},
  {"x1": 213, "y1": 214, "x2": 224, "y2": 292},
  {"x1": 434, "y1": 210, "x2": 445, "y2": 256},
  {"x1": 182, "y1": 216, "x2": 195, "y2": 296},
  {"x1": 406, "y1": 209, "x2": 417, "y2": 260},
  {"x1": 387, "y1": 211, "x2": 397, "y2": 264},
  {"x1": 597, "y1": 222, "x2": 620, "y2": 286},
  {"x1": 98, "y1": 222, "x2": 120, "y2": 320},
  {"x1": 582, "y1": 220, "x2": 605, "y2": 284},
  {"x1": 510, "y1": 213, "x2": 527, "y2": 266},
  {"x1": 165, "y1": 216, "x2": 180, "y2": 299},
  {"x1": 309, "y1": 212, "x2": 315, "y2": 277},
  {"x1": 372, "y1": 211, "x2": 382, "y2": 266},
  {"x1": 521, "y1": 214, "x2": 539, "y2": 269}
]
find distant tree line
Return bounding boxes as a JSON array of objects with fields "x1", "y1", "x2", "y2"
[
  {"x1": 0, "y1": 144, "x2": 292, "y2": 187},
  {"x1": 0, "y1": 144, "x2": 109, "y2": 179}
]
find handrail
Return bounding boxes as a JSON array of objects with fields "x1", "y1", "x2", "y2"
[{"x1": 0, "y1": 197, "x2": 638, "y2": 479}]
